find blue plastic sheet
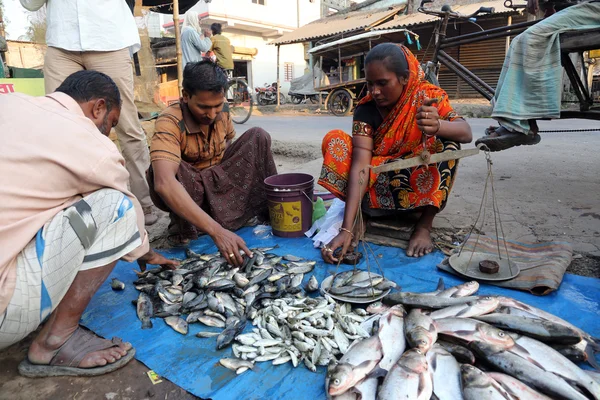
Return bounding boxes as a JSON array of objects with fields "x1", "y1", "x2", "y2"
[{"x1": 81, "y1": 227, "x2": 600, "y2": 400}]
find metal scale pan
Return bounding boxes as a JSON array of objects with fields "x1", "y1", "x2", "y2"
[{"x1": 449, "y1": 252, "x2": 520, "y2": 281}]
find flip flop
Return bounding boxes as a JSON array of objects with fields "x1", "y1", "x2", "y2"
[
  {"x1": 475, "y1": 131, "x2": 541, "y2": 152},
  {"x1": 18, "y1": 327, "x2": 136, "y2": 378}
]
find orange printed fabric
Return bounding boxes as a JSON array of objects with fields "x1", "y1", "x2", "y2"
[{"x1": 318, "y1": 45, "x2": 461, "y2": 210}]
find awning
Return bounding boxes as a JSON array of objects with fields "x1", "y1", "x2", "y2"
[
  {"x1": 372, "y1": 0, "x2": 519, "y2": 30},
  {"x1": 308, "y1": 28, "x2": 414, "y2": 54},
  {"x1": 269, "y1": 5, "x2": 406, "y2": 46}
]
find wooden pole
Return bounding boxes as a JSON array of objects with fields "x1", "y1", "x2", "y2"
[
  {"x1": 276, "y1": 44, "x2": 281, "y2": 107},
  {"x1": 173, "y1": 0, "x2": 183, "y2": 96}
]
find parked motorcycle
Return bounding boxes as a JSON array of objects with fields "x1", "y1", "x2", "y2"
[{"x1": 255, "y1": 82, "x2": 286, "y2": 106}]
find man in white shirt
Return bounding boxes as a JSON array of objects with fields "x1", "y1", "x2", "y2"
[{"x1": 20, "y1": 0, "x2": 158, "y2": 226}]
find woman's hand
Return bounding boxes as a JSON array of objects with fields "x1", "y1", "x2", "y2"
[
  {"x1": 321, "y1": 231, "x2": 353, "y2": 264},
  {"x1": 211, "y1": 227, "x2": 252, "y2": 267},
  {"x1": 416, "y1": 97, "x2": 441, "y2": 137}
]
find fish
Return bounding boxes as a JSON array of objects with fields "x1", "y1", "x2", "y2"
[
  {"x1": 305, "y1": 275, "x2": 319, "y2": 292},
  {"x1": 384, "y1": 292, "x2": 479, "y2": 308},
  {"x1": 327, "y1": 335, "x2": 383, "y2": 396},
  {"x1": 206, "y1": 278, "x2": 235, "y2": 291},
  {"x1": 470, "y1": 340, "x2": 589, "y2": 400},
  {"x1": 437, "y1": 281, "x2": 479, "y2": 298},
  {"x1": 366, "y1": 301, "x2": 390, "y2": 314},
  {"x1": 283, "y1": 254, "x2": 303, "y2": 262},
  {"x1": 378, "y1": 349, "x2": 432, "y2": 400},
  {"x1": 110, "y1": 278, "x2": 125, "y2": 291},
  {"x1": 460, "y1": 364, "x2": 513, "y2": 400},
  {"x1": 507, "y1": 333, "x2": 600, "y2": 399},
  {"x1": 352, "y1": 377, "x2": 377, "y2": 400},
  {"x1": 554, "y1": 341, "x2": 589, "y2": 363},
  {"x1": 487, "y1": 372, "x2": 553, "y2": 400},
  {"x1": 217, "y1": 318, "x2": 247, "y2": 350},
  {"x1": 377, "y1": 307, "x2": 406, "y2": 371},
  {"x1": 196, "y1": 331, "x2": 220, "y2": 338},
  {"x1": 186, "y1": 311, "x2": 204, "y2": 323},
  {"x1": 405, "y1": 308, "x2": 437, "y2": 353},
  {"x1": 136, "y1": 292, "x2": 153, "y2": 329},
  {"x1": 219, "y1": 358, "x2": 254, "y2": 372},
  {"x1": 436, "y1": 340, "x2": 476, "y2": 364},
  {"x1": 286, "y1": 262, "x2": 316, "y2": 274},
  {"x1": 331, "y1": 271, "x2": 354, "y2": 288},
  {"x1": 475, "y1": 313, "x2": 582, "y2": 344},
  {"x1": 427, "y1": 344, "x2": 463, "y2": 400},
  {"x1": 429, "y1": 296, "x2": 499, "y2": 320},
  {"x1": 434, "y1": 318, "x2": 516, "y2": 348},
  {"x1": 421, "y1": 278, "x2": 446, "y2": 296},
  {"x1": 198, "y1": 315, "x2": 226, "y2": 328},
  {"x1": 164, "y1": 316, "x2": 188, "y2": 335}
]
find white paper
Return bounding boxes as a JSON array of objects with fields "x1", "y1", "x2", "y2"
[{"x1": 305, "y1": 199, "x2": 345, "y2": 248}]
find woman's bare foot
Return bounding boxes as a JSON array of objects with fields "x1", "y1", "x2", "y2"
[
  {"x1": 407, "y1": 226, "x2": 434, "y2": 257},
  {"x1": 28, "y1": 326, "x2": 132, "y2": 368}
]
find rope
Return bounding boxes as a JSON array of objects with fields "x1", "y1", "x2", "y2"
[{"x1": 539, "y1": 128, "x2": 600, "y2": 133}]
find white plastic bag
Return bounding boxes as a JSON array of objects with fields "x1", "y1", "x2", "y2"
[{"x1": 305, "y1": 199, "x2": 345, "y2": 248}]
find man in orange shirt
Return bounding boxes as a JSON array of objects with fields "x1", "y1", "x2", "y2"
[
  {"x1": 0, "y1": 71, "x2": 178, "y2": 377},
  {"x1": 149, "y1": 60, "x2": 277, "y2": 262}
]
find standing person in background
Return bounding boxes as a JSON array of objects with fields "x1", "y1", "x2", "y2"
[
  {"x1": 210, "y1": 23, "x2": 234, "y2": 77},
  {"x1": 181, "y1": 10, "x2": 212, "y2": 68},
  {"x1": 19, "y1": 0, "x2": 158, "y2": 226}
]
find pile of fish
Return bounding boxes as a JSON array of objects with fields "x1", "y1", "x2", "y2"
[
  {"x1": 221, "y1": 292, "x2": 374, "y2": 374},
  {"x1": 133, "y1": 246, "x2": 318, "y2": 350},
  {"x1": 326, "y1": 279, "x2": 600, "y2": 400},
  {"x1": 324, "y1": 270, "x2": 398, "y2": 299}
]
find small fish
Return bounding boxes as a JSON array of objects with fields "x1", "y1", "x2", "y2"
[
  {"x1": 286, "y1": 262, "x2": 316, "y2": 274},
  {"x1": 198, "y1": 315, "x2": 226, "y2": 328},
  {"x1": 283, "y1": 255, "x2": 303, "y2": 262},
  {"x1": 110, "y1": 278, "x2": 125, "y2": 291},
  {"x1": 219, "y1": 358, "x2": 254, "y2": 372},
  {"x1": 305, "y1": 275, "x2": 319, "y2": 292},
  {"x1": 196, "y1": 331, "x2": 220, "y2": 338},
  {"x1": 164, "y1": 316, "x2": 188, "y2": 335},
  {"x1": 136, "y1": 292, "x2": 153, "y2": 329}
]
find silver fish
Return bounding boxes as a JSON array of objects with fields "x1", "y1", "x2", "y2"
[
  {"x1": 198, "y1": 315, "x2": 226, "y2": 328},
  {"x1": 377, "y1": 307, "x2": 406, "y2": 371},
  {"x1": 305, "y1": 275, "x2": 319, "y2": 292},
  {"x1": 461, "y1": 364, "x2": 513, "y2": 400},
  {"x1": 437, "y1": 281, "x2": 479, "y2": 298},
  {"x1": 384, "y1": 292, "x2": 479, "y2": 308},
  {"x1": 164, "y1": 316, "x2": 188, "y2": 335},
  {"x1": 487, "y1": 372, "x2": 553, "y2": 400},
  {"x1": 196, "y1": 331, "x2": 220, "y2": 338},
  {"x1": 136, "y1": 292, "x2": 153, "y2": 329},
  {"x1": 378, "y1": 349, "x2": 431, "y2": 400},
  {"x1": 429, "y1": 296, "x2": 499, "y2": 320},
  {"x1": 475, "y1": 313, "x2": 582, "y2": 344},
  {"x1": 110, "y1": 278, "x2": 125, "y2": 291},
  {"x1": 219, "y1": 358, "x2": 254, "y2": 372},
  {"x1": 405, "y1": 308, "x2": 437, "y2": 353},
  {"x1": 427, "y1": 344, "x2": 463, "y2": 400}
]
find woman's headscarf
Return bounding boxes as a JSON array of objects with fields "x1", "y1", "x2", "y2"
[{"x1": 183, "y1": 10, "x2": 202, "y2": 34}]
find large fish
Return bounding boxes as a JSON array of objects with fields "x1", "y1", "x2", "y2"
[
  {"x1": 352, "y1": 377, "x2": 377, "y2": 400},
  {"x1": 437, "y1": 340, "x2": 476, "y2": 364},
  {"x1": 507, "y1": 334, "x2": 600, "y2": 399},
  {"x1": 461, "y1": 364, "x2": 513, "y2": 400},
  {"x1": 434, "y1": 318, "x2": 516, "y2": 348},
  {"x1": 378, "y1": 349, "x2": 432, "y2": 400},
  {"x1": 470, "y1": 340, "x2": 589, "y2": 400},
  {"x1": 327, "y1": 335, "x2": 383, "y2": 396},
  {"x1": 377, "y1": 306, "x2": 406, "y2": 371},
  {"x1": 429, "y1": 296, "x2": 499, "y2": 320},
  {"x1": 487, "y1": 372, "x2": 553, "y2": 400},
  {"x1": 436, "y1": 281, "x2": 479, "y2": 298},
  {"x1": 384, "y1": 292, "x2": 479, "y2": 308},
  {"x1": 405, "y1": 309, "x2": 437, "y2": 353},
  {"x1": 427, "y1": 344, "x2": 463, "y2": 400},
  {"x1": 475, "y1": 313, "x2": 582, "y2": 344}
]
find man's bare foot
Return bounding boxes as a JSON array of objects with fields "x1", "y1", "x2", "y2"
[
  {"x1": 28, "y1": 326, "x2": 132, "y2": 368},
  {"x1": 407, "y1": 226, "x2": 434, "y2": 257}
]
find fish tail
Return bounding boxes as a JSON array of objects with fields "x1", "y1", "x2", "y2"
[
  {"x1": 585, "y1": 343, "x2": 600, "y2": 371},
  {"x1": 141, "y1": 319, "x2": 153, "y2": 329}
]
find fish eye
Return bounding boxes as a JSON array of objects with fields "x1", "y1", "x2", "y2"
[
  {"x1": 334, "y1": 379, "x2": 340, "y2": 385},
  {"x1": 498, "y1": 331, "x2": 505, "y2": 337}
]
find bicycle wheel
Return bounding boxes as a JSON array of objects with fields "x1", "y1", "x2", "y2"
[{"x1": 226, "y1": 78, "x2": 253, "y2": 124}]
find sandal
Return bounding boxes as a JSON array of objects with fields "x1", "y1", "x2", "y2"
[
  {"x1": 166, "y1": 215, "x2": 197, "y2": 247},
  {"x1": 475, "y1": 126, "x2": 541, "y2": 152},
  {"x1": 18, "y1": 327, "x2": 135, "y2": 378}
]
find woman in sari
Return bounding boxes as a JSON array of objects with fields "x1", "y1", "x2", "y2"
[{"x1": 319, "y1": 43, "x2": 472, "y2": 262}]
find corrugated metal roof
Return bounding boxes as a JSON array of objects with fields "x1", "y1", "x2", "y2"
[
  {"x1": 270, "y1": 5, "x2": 405, "y2": 45},
  {"x1": 308, "y1": 28, "x2": 412, "y2": 54},
  {"x1": 373, "y1": 0, "x2": 518, "y2": 30}
]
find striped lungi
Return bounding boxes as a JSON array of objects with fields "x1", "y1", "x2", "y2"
[{"x1": 0, "y1": 189, "x2": 142, "y2": 349}]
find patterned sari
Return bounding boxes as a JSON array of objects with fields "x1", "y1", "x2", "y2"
[{"x1": 318, "y1": 45, "x2": 461, "y2": 211}]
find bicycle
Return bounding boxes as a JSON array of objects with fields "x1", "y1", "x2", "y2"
[
  {"x1": 418, "y1": 0, "x2": 600, "y2": 120},
  {"x1": 225, "y1": 76, "x2": 254, "y2": 124}
]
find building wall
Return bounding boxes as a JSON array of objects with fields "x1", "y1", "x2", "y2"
[
  {"x1": 192, "y1": 0, "x2": 321, "y2": 29},
  {"x1": 224, "y1": 29, "x2": 307, "y2": 95}
]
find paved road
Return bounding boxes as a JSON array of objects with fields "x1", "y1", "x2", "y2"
[{"x1": 246, "y1": 115, "x2": 600, "y2": 257}]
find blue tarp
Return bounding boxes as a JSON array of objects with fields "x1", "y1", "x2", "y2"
[{"x1": 81, "y1": 227, "x2": 600, "y2": 400}]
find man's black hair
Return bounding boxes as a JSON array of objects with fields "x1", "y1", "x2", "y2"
[
  {"x1": 183, "y1": 60, "x2": 228, "y2": 95},
  {"x1": 365, "y1": 43, "x2": 409, "y2": 79},
  {"x1": 55, "y1": 70, "x2": 121, "y2": 112},
  {"x1": 210, "y1": 22, "x2": 222, "y2": 35}
]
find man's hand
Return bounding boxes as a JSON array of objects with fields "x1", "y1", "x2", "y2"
[
  {"x1": 211, "y1": 227, "x2": 252, "y2": 267},
  {"x1": 137, "y1": 249, "x2": 180, "y2": 272}
]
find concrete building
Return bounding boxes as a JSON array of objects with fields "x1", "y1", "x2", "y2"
[{"x1": 162, "y1": 0, "x2": 322, "y2": 94}]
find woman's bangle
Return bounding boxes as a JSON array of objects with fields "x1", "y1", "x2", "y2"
[
  {"x1": 435, "y1": 119, "x2": 442, "y2": 134},
  {"x1": 339, "y1": 227, "x2": 354, "y2": 237}
]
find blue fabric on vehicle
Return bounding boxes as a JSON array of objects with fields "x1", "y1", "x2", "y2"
[{"x1": 81, "y1": 227, "x2": 600, "y2": 400}]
